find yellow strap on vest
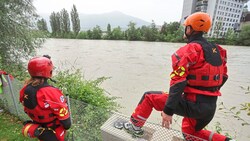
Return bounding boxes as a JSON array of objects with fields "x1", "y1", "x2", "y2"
[{"x1": 23, "y1": 124, "x2": 33, "y2": 137}]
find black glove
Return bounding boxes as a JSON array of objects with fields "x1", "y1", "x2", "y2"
[
  {"x1": 43, "y1": 55, "x2": 51, "y2": 59},
  {"x1": 23, "y1": 120, "x2": 33, "y2": 125}
]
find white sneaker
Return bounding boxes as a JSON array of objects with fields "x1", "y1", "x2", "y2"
[{"x1": 123, "y1": 122, "x2": 144, "y2": 137}]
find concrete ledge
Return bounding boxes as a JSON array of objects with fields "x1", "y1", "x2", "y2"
[{"x1": 101, "y1": 113, "x2": 185, "y2": 141}]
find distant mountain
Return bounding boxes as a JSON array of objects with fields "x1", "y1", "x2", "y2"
[
  {"x1": 38, "y1": 11, "x2": 151, "y2": 31},
  {"x1": 79, "y1": 11, "x2": 151, "y2": 30}
]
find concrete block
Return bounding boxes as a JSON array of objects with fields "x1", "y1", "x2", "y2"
[{"x1": 100, "y1": 113, "x2": 185, "y2": 141}]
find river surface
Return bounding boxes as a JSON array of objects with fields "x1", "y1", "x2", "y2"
[{"x1": 37, "y1": 39, "x2": 250, "y2": 140}]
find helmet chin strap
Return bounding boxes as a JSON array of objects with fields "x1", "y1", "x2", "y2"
[{"x1": 49, "y1": 78, "x2": 57, "y2": 83}]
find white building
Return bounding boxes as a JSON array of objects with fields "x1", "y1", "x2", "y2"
[{"x1": 181, "y1": 0, "x2": 249, "y2": 37}]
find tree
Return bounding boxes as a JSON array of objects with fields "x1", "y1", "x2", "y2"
[
  {"x1": 237, "y1": 25, "x2": 250, "y2": 46},
  {"x1": 86, "y1": 30, "x2": 92, "y2": 39},
  {"x1": 213, "y1": 20, "x2": 223, "y2": 38},
  {"x1": 171, "y1": 26, "x2": 185, "y2": 42},
  {"x1": 111, "y1": 26, "x2": 124, "y2": 40},
  {"x1": 159, "y1": 22, "x2": 181, "y2": 42},
  {"x1": 49, "y1": 12, "x2": 62, "y2": 37},
  {"x1": 70, "y1": 4, "x2": 80, "y2": 37},
  {"x1": 0, "y1": 0, "x2": 44, "y2": 77},
  {"x1": 49, "y1": 12, "x2": 57, "y2": 36},
  {"x1": 91, "y1": 25, "x2": 102, "y2": 39},
  {"x1": 161, "y1": 22, "x2": 180, "y2": 35},
  {"x1": 225, "y1": 29, "x2": 237, "y2": 45},
  {"x1": 160, "y1": 22, "x2": 168, "y2": 35},
  {"x1": 60, "y1": 8, "x2": 71, "y2": 37},
  {"x1": 37, "y1": 18, "x2": 48, "y2": 32},
  {"x1": 141, "y1": 20, "x2": 159, "y2": 41},
  {"x1": 126, "y1": 21, "x2": 141, "y2": 41},
  {"x1": 104, "y1": 23, "x2": 112, "y2": 39}
]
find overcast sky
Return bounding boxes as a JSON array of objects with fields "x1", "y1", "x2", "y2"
[{"x1": 33, "y1": 0, "x2": 250, "y2": 25}]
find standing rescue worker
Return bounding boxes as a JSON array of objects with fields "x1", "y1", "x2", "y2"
[
  {"x1": 20, "y1": 55, "x2": 71, "y2": 141},
  {"x1": 124, "y1": 12, "x2": 235, "y2": 141}
]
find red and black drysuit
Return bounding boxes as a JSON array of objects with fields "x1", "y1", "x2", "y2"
[
  {"x1": 130, "y1": 33, "x2": 229, "y2": 141},
  {"x1": 20, "y1": 80, "x2": 71, "y2": 141}
]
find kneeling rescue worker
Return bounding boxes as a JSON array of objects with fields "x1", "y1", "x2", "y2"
[
  {"x1": 20, "y1": 55, "x2": 71, "y2": 141},
  {"x1": 124, "y1": 12, "x2": 236, "y2": 141}
]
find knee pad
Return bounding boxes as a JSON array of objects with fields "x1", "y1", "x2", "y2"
[{"x1": 22, "y1": 123, "x2": 41, "y2": 138}]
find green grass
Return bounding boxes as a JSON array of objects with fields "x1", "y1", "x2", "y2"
[{"x1": 0, "y1": 111, "x2": 35, "y2": 141}]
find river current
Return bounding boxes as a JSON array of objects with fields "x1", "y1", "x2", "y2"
[{"x1": 37, "y1": 39, "x2": 250, "y2": 140}]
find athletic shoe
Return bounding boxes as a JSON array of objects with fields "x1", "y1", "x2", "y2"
[{"x1": 123, "y1": 122, "x2": 144, "y2": 137}]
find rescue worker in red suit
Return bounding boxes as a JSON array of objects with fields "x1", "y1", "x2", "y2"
[
  {"x1": 20, "y1": 55, "x2": 71, "y2": 141},
  {"x1": 124, "y1": 12, "x2": 235, "y2": 141}
]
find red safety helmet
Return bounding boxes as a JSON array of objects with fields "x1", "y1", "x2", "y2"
[
  {"x1": 28, "y1": 56, "x2": 53, "y2": 78},
  {"x1": 184, "y1": 12, "x2": 212, "y2": 32}
]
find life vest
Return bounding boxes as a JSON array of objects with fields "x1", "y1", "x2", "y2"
[
  {"x1": 23, "y1": 84, "x2": 56, "y2": 124},
  {"x1": 186, "y1": 40, "x2": 224, "y2": 92}
]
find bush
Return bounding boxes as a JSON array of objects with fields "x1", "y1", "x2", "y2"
[
  {"x1": 52, "y1": 69, "x2": 120, "y2": 140},
  {"x1": 53, "y1": 69, "x2": 119, "y2": 110}
]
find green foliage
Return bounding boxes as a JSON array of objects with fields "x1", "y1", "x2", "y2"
[
  {"x1": 224, "y1": 29, "x2": 238, "y2": 45},
  {"x1": 111, "y1": 26, "x2": 124, "y2": 40},
  {"x1": 170, "y1": 26, "x2": 185, "y2": 43},
  {"x1": 213, "y1": 20, "x2": 223, "y2": 38},
  {"x1": 160, "y1": 22, "x2": 180, "y2": 35},
  {"x1": 239, "y1": 86, "x2": 250, "y2": 116},
  {"x1": 91, "y1": 25, "x2": 102, "y2": 39},
  {"x1": 76, "y1": 31, "x2": 88, "y2": 39},
  {"x1": 70, "y1": 4, "x2": 81, "y2": 37},
  {"x1": 50, "y1": 12, "x2": 62, "y2": 37},
  {"x1": 53, "y1": 69, "x2": 120, "y2": 110},
  {"x1": 104, "y1": 23, "x2": 112, "y2": 39},
  {"x1": 45, "y1": 9, "x2": 250, "y2": 45},
  {"x1": 60, "y1": 8, "x2": 71, "y2": 37},
  {"x1": 0, "y1": 0, "x2": 44, "y2": 76},
  {"x1": 218, "y1": 102, "x2": 249, "y2": 126},
  {"x1": 214, "y1": 122, "x2": 222, "y2": 134},
  {"x1": 0, "y1": 111, "x2": 36, "y2": 141},
  {"x1": 37, "y1": 18, "x2": 48, "y2": 32},
  {"x1": 68, "y1": 100, "x2": 113, "y2": 141},
  {"x1": 159, "y1": 22, "x2": 184, "y2": 42},
  {"x1": 126, "y1": 21, "x2": 141, "y2": 41},
  {"x1": 237, "y1": 25, "x2": 250, "y2": 46},
  {"x1": 52, "y1": 69, "x2": 120, "y2": 140},
  {"x1": 140, "y1": 21, "x2": 159, "y2": 41}
]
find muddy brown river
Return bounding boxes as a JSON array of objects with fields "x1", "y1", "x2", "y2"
[{"x1": 37, "y1": 39, "x2": 250, "y2": 140}]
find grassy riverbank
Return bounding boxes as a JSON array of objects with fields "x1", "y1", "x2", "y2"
[{"x1": 0, "y1": 111, "x2": 35, "y2": 141}]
